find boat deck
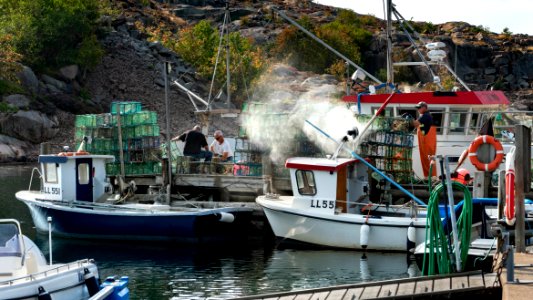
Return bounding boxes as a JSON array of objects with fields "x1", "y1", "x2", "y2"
[{"x1": 229, "y1": 271, "x2": 499, "y2": 300}]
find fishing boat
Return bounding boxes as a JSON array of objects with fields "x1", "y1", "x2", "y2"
[
  {"x1": 257, "y1": 155, "x2": 429, "y2": 251},
  {"x1": 0, "y1": 219, "x2": 101, "y2": 299},
  {"x1": 15, "y1": 151, "x2": 253, "y2": 242}
]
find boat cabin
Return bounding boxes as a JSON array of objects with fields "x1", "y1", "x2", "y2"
[
  {"x1": 286, "y1": 157, "x2": 368, "y2": 215},
  {"x1": 343, "y1": 90, "x2": 513, "y2": 178},
  {"x1": 38, "y1": 154, "x2": 115, "y2": 202}
]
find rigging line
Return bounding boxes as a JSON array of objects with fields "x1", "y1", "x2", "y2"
[
  {"x1": 208, "y1": 11, "x2": 229, "y2": 106},
  {"x1": 391, "y1": 9, "x2": 442, "y2": 89}
]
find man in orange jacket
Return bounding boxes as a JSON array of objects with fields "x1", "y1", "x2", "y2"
[{"x1": 412, "y1": 101, "x2": 437, "y2": 178}]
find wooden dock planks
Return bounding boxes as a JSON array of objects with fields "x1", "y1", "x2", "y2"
[{"x1": 229, "y1": 271, "x2": 500, "y2": 300}]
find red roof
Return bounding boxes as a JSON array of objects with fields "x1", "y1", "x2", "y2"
[{"x1": 342, "y1": 90, "x2": 510, "y2": 106}]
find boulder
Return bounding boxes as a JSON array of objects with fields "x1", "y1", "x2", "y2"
[
  {"x1": 16, "y1": 65, "x2": 39, "y2": 95},
  {"x1": 4, "y1": 94, "x2": 30, "y2": 109},
  {"x1": 0, "y1": 110, "x2": 59, "y2": 143},
  {"x1": 59, "y1": 65, "x2": 79, "y2": 81},
  {"x1": 0, "y1": 134, "x2": 31, "y2": 162}
]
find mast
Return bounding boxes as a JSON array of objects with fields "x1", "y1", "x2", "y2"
[
  {"x1": 386, "y1": 0, "x2": 394, "y2": 85},
  {"x1": 225, "y1": 0, "x2": 231, "y2": 107}
]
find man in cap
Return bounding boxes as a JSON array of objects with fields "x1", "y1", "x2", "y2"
[{"x1": 412, "y1": 101, "x2": 437, "y2": 178}]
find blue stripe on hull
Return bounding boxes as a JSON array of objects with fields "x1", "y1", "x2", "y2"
[{"x1": 27, "y1": 203, "x2": 252, "y2": 242}]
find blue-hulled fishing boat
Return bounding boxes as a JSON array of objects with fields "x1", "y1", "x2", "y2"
[{"x1": 16, "y1": 152, "x2": 253, "y2": 242}]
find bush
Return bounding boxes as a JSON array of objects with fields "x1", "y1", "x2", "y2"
[{"x1": 0, "y1": 0, "x2": 103, "y2": 71}]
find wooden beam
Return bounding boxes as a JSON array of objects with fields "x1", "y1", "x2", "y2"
[{"x1": 514, "y1": 125, "x2": 530, "y2": 252}]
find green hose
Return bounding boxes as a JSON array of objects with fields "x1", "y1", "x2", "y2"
[{"x1": 422, "y1": 181, "x2": 473, "y2": 275}]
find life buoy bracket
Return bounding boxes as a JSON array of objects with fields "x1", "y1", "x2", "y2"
[{"x1": 468, "y1": 135, "x2": 504, "y2": 172}]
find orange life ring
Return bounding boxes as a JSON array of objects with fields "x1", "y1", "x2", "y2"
[
  {"x1": 58, "y1": 152, "x2": 74, "y2": 156},
  {"x1": 57, "y1": 151, "x2": 90, "y2": 156},
  {"x1": 468, "y1": 135, "x2": 504, "y2": 172}
]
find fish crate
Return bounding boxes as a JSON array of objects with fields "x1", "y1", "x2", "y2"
[
  {"x1": 134, "y1": 124, "x2": 159, "y2": 137},
  {"x1": 75, "y1": 114, "x2": 97, "y2": 128},
  {"x1": 95, "y1": 113, "x2": 113, "y2": 128},
  {"x1": 143, "y1": 148, "x2": 161, "y2": 162},
  {"x1": 142, "y1": 136, "x2": 160, "y2": 149},
  {"x1": 92, "y1": 138, "x2": 114, "y2": 152},
  {"x1": 111, "y1": 101, "x2": 142, "y2": 115},
  {"x1": 132, "y1": 111, "x2": 157, "y2": 125}
]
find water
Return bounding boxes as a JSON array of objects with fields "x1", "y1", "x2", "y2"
[{"x1": 0, "y1": 164, "x2": 420, "y2": 299}]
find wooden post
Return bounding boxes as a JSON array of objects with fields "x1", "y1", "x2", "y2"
[{"x1": 515, "y1": 125, "x2": 530, "y2": 252}]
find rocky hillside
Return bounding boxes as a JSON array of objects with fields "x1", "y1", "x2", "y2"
[{"x1": 1, "y1": 0, "x2": 532, "y2": 162}]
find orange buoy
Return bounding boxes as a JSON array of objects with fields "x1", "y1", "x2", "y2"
[{"x1": 467, "y1": 135, "x2": 504, "y2": 172}]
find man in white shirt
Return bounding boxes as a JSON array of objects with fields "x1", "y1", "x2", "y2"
[{"x1": 210, "y1": 130, "x2": 233, "y2": 162}]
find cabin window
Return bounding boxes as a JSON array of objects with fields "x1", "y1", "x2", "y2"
[
  {"x1": 78, "y1": 163, "x2": 90, "y2": 185},
  {"x1": 469, "y1": 113, "x2": 481, "y2": 135},
  {"x1": 295, "y1": 170, "x2": 317, "y2": 195},
  {"x1": 448, "y1": 110, "x2": 468, "y2": 134},
  {"x1": 44, "y1": 163, "x2": 58, "y2": 183}
]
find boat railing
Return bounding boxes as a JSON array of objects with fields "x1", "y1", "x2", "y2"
[
  {"x1": 175, "y1": 157, "x2": 262, "y2": 177},
  {"x1": 27, "y1": 167, "x2": 42, "y2": 191},
  {"x1": 0, "y1": 259, "x2": 93, "y2": 286}
]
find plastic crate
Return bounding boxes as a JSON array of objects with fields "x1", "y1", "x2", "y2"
[
  {"x1": 134, "y1": 125, "x2": 159, "y2": 137},
  {"x1": 111, "y1": 101, "x2": 142, "y2": 115},
  {"x1": 132, "y1": 111, "x2": 157, "y2": 125}
]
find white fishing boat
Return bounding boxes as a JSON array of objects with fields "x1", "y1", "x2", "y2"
[
  {"x1": 257, "y1": 156, "x2": 428, "y2": 251},
  {"x1": 0, "y1": 219, "x2": 100, "y2": 299},
  {"x1": 15, "y1": 151, "x2": 254, "y2": 242}
]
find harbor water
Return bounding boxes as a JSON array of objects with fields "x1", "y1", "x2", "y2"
[{"x1": 0, "y1": 165, "x2": 420, "y2": 299}]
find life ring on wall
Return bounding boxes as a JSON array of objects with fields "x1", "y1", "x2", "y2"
[
  {"x1": 504, "y1": 146, "x2": 516, "y2": 226},
  {"x1": 467, "y1": 135, "x2": 504, "y2": 172}
]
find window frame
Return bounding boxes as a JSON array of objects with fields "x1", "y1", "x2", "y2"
[{"x1": 295, "y1": 170, "x2": 317, "y2": 196}]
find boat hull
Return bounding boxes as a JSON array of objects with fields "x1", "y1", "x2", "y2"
[
  {"x1": 258, "y1": 196, "x2": 427, "y2": 251},
  {"x1": 0, "y1": 258, "x2": 98, "y2": 300},
  {"x1": 17, "y1": 192, "x2": 253, "y2": 242}
]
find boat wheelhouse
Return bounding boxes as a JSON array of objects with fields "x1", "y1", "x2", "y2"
[{"x1": 343, "y1": 90, "x2": 512, "y2": 179}]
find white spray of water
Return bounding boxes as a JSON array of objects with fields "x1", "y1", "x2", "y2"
[{"x1": 242, "y1": 74, "x2": 367, "y2": 164}]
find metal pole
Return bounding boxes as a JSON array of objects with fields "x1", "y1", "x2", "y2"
[
  {"x1": 164, "y1": 62, "x2": 172, "y2": 205},
  {"x1": 443, "y1": 156, "x2": 462, "y2": 272},
  {"x1": 515, "y1": 125, "x2": 528, "y2": 252},
  {"x1": 386, "y1": 0, "x2": 393, "y2": 85},
  {"x1": 47, "y1": 216, "x2": 52, "y2": 265}
]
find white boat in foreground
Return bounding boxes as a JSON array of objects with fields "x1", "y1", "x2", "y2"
[
  {"x1": 257, "y1": 157, "x2": 427, "y2": 251},
  {"x1": 0, "y1": 219, "x2": 100, "y2": 299}
]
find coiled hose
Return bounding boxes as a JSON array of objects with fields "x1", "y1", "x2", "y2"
[{"x1": 422, "y1": 181, "x2": 473, "y2": 275}]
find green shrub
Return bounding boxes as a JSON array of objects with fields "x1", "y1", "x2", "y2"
[
  {"x1": 0, "y1": 101, "x2": 19, "y2": 113},
  {"x1": 0, "y1": 79, "x2": 24, "y2": 96},
  {"x1": 0, "y1": 0, "x2": 102, "y2": 71}
]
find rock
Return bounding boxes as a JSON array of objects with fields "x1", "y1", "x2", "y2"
[
  {"x1": 16, "y1": 65, "x2": 39, "y2": 95},
  {"x1": 59, "y1": 65, "x2": 79, "y2": 81},
  {"x1": 41, "y1": 75, "x2": 68, "y2": 92},
  {"x1": 0, "y1": 134, "x2": 31, "y2": 162},
  {"x1": 0, "y1": 110, "x2": 59, "y2": 143},
  {"x1": 4, "y1": 94, "x2": 30, "y2": 109}
]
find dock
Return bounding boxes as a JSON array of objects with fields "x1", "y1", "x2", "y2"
[
  {"x1": 500, "y1": 250, "x2": 533, "y2": 300},
  {"x1": 230, "y1": 271, "x2": 500, "y2": 300}
]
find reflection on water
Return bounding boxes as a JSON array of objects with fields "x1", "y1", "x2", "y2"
[{"x1": 1, "y1": 165, "x2": 420, "y2": 299}]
